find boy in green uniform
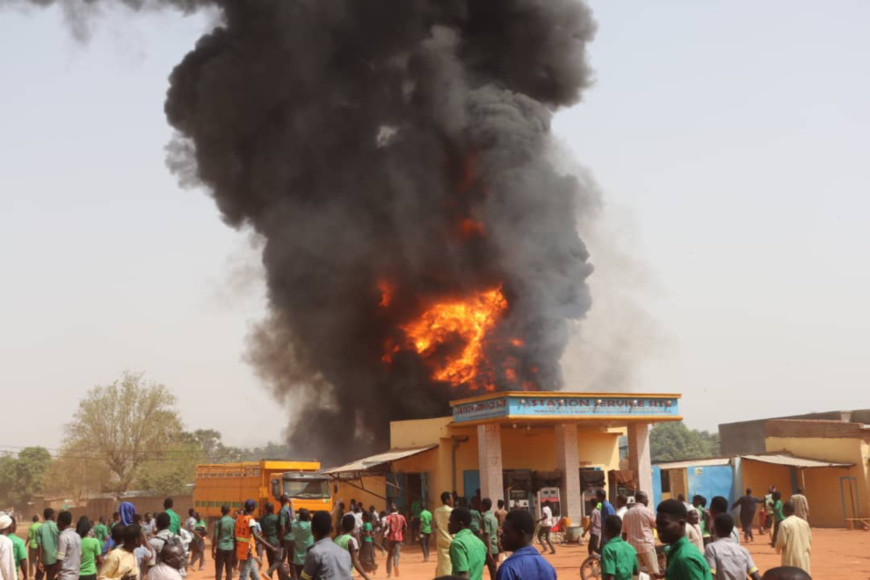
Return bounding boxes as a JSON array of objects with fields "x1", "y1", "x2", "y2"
[
  {"x1": 212, "y1": 504, "x2": 236, "y2": 580},
  {"x1": 259, "y1": 503, "x2": 280, "y2": 579},
  {"x1": 656, "y1": 500, "x2": 712, "y2": 580},
  {"x1": 418, "y1": 505, "x2": 432, "y2": 563},
  {"x1": 3, "y1": 517, "x2": 28, "y2": 580},
  {"x1": 291, "y1": 509, "x2": 313, "y2": 580},
  {"x1": 601, "y1": 515, "x2": 638, "y2": 580},
  {"x1": 448, "y1": 507, "x2": 487, "y2": 580},
  {"x1": 91, "y1": 519, "x2": 108, "y2": 550},
  {"x1": 36, "y1": 508, "x2": 60, "y2": 580},
  {"x1": 334, "y1": 514, "x2": 371, "y2": 580},
  {"x1": 480, "y1": 499, "x2": 499, "y2": 580},
  {"x1": 76, "y1": 518, "x2": 102, "y2": 580},
  {"x1": 28, "y1": 516, "x2": 42, "y2": 579},
  {"x1": 162, "y1": 499, "x2": 181, "y2": 536}
]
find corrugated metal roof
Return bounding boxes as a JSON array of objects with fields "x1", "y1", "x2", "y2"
[
  {"x1": 323, "y1": 445, "x2": 438, "y2": 475},
  {"x1": 654, "y1": 457, "x2": 732, "y2": 470},
  {"x1": 741, "y1": 454, "x2": 853, "y2": 468}
]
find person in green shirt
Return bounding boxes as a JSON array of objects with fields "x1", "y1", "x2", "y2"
[
  {"x1": 75, "y1": 518, "x2": 102, "y2": 580},
  {"x1": 601, "y1": 515, "x2": 639, "y2": 580},
  {"x1": 91, "y1": 518, "x2": 108, "y2": 550},
  {"x1": 4, "y1": 517, "x2": 28, "y2": 580},
  {"x1": 36, "y1": 508, "x2": 60, "y2": 580},
  {"x1": 334, "y1": 514, "x2": 372, "y2": 580},
  {"x1": 259, "y1": 503, "x2": 280, "y2": 578},
  {"x1": 291, "y1": 509, "x2": 313, "y2": 579},
  {"x1": 656, "y1": 499, "x2": 712, "y2": 580},
  {"x1": 162, "y1": 498, "x2": 181, "y2": 536},
  {"x1": 27, "y1": 515, "x2": 42, "y2": 579},
  {"x1": 480, "y1": 498, "x2": 499, "y2": 579},
  {"x1": 277, "y1": 495, "x2": 295, "y2": 570},
  {"x1": 418, "y1": 505, "x2": 433, "y2": 563},
  {"x1": 447, "y1": 507, "x2": 487, "y2": 580},
  {"x1": 358, "y1": 511, "x2": 376, "y2": 574},
  {"x1": 770, "y1": 491, "x2": 785, "y2": 548},
  {"x1": 212, "y1": 504, "x2": 236, "y2": 580}
]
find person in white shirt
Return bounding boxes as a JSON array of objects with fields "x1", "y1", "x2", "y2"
[
  {"x1": 615, "y1": 495, "x2": 629, "y2": 519},
  {"x1": 147, "y1": 543, "x2": 184, "y2": 580},
  {"x1": 56, "y1": 512, "x2": 82, "y2": 580},
  {"x1": 536, "y1": 504, "x2": 556, "y2": 555},
  {"x1": 0, "y1": 515, "x2": 17, "y2": 580}
]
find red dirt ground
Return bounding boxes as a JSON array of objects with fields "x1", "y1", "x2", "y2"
[{"x1": 20, "y1": 526, "x2": 870, "y2": 579}]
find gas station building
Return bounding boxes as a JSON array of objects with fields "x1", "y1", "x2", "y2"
[{"x1": 326, "y1": 391, "x2": 681, "y2": 522}]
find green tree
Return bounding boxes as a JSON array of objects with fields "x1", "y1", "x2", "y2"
[
  {"x1": 650, "y1": 422, "x2": 720, "y2": 462},
  {"x1": 0, "y1": 447, "x2": 52, "y2": 509},
  {"x1": 63, "y1": 372, "x2": 183, "y2": 495}
]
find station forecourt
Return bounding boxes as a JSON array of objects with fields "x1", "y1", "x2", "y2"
[{"x1": 325, "y1": 390, "x2": 681, "y2": 525}]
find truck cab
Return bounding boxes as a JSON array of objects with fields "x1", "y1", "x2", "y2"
[{"x1": 270, "y1": 471, "x2": 333, "y2": 513}]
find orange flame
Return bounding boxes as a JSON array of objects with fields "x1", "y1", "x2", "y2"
[
  {"x1": 510, "y1": 338, "x2": 524, "y2": 347},
  {"x1": 459, "y1": 218, "x2": 486, "y2": 238},
  {"x1": 398, "y1": 287, "x2": 507, "y2": 389},
  {"x1": 378, "y1": 280, "x2": 395, "y2": 308}
]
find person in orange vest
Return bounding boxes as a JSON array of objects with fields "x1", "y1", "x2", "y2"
[{"x1": 235, "y1": 500, "x2": 279, "y2": 580}]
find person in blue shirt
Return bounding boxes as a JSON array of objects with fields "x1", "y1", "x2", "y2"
[
  {"x1": 598, "y1": 489, "x2": 616, "y2": 519},
  {"x1": 495, "y1": 510, "x2": 556, "y2": 580}
]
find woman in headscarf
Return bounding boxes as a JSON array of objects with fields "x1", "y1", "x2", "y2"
[{"x1": 119, "y1": 502, "x2": 137, "y2": 527}]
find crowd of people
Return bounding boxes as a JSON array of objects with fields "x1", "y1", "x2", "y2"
[
  {"x1": 576, "y1": 487, "x2": 813, "y2": 580},
  {"x1": 0, "y1": 485, "x2": 815, "y2": 580}
]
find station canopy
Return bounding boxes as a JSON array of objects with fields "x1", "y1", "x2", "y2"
[{"x1": 323, "y1": 445, "x2": 437, "y2": 479}]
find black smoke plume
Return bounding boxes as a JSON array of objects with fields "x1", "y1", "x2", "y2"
[{"x1": 13, "y1": 0, "x2": 598, "y2": 463}]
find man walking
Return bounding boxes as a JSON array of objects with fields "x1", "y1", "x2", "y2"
[
  {"x1": 277, "y1": 495, "x2": 295, "y2": 573},
  {"x1": 480, "y1": 499, "x2": 498, "y2": 580},
  {"x1": 162, "y1": 501, "x2": 180, "y2": 537},
  {"x1": 299, "y1": 512, "x2": 351, "y2": 580},
  {"x1": 383, "y1": 504, "x2": 406, "y2": 578},
  {"x1": 447, "y1": 508, "x2": 487, "y2": 580},
  {"x1": 655, "y1": 500, "x2": 712, "y2": 580},
  {"x1": 260, "y1": 503, "x2": 280, "y2": 579},
  {"x1": 774, "y1": 502, "x2": 811, "y2": 575},
  {"x1": 211, "y1": 505, "x2": 235, "y2": 580},
  {"x1": 622, "y1": 492, "x2": 659, "y2": 577},
  {"x1": 418, "y1": 504, "x2": 432, "y2": 563},
  {"x1": 704, "y1": 515, "x2": 760, "y2": 580},
  {"x1": 731, "y1": 489, "x2": 761, "y2": 542},
  {"x1": 235, "y1": 500, "x2": 276, "y2": 580},
  {"x1": 433, "y1": 492, "x2": 454, "y2": 577},
  {"x1": 789, "y1": 489, "x2": 809, "y2": 522},
  {"x1": 27, "y1": 516, "x2": 41, "y2": 580},
  {"x1": 5, "y1": 518, "x2": 27, "y2": 580},
  {"x1": 601, "y1": 515, "x2": 638, "y2": 580},
  {"x1": 0, "y1": 515, "x2": 18, "y2": 580},
  {"x1": 35, "y1": 509, "x2": 59, "y2": 580},
  {"x1": 536, "y1": 503, "x2": 555, "y2": 555},
  {"x1": 147, "y1": 543, "x2": 184, "y2": 580},
  {"x1": 55, "y1": 513, "x2": 81, "y2": 580},
  {"x1": 495, "y1": 510, "x2": 555, "y2": 580},
  {"x1": 597, "y1": 489, "x2": 616, "y2": 519}
]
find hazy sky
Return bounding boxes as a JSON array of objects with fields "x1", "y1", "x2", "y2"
[{"x1": 1, "y1": 1, "x2": 867, "y2": 453}]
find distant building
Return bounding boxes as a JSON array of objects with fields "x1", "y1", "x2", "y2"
[{"x1": 707, "y1": 410, "x2": 870, "y2": 528}]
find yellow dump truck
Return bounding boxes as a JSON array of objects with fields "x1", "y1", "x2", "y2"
[{"x1": 193, "y1": 460, "x2": 332, "y2": 520}]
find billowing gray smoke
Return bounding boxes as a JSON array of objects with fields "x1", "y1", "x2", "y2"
[{"x1": 16, "y1": 0, "x2": 598, "y2": 463}]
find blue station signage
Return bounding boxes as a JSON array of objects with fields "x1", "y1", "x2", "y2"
[{"x1": 451, "y1": 393, "x2": 681, "y2": 424}]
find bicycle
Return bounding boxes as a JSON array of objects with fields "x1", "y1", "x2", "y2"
[{"x1": 580, "y1": 553, "x2": 601, "y2": 580}]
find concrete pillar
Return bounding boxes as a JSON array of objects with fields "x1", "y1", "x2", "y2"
[
  {"x1": 477, "y1": 423, "x2": 504, "y2": 504},
  {"x1": 628, "y1": 423, "x2": 653, "y2": 496},
  {"x1": 555, "y1": 423, "x2": 582, "y2": 523}
]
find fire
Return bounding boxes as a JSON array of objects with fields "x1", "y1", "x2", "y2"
[
  {"x1": 459, "y1": 218, "x2": 486, "y2": 238},
  {"x1": 397, "y1": 287, "x2": 507, "y2": 389},
  {"x1": 378, "y1": 280, "x2": 395, "y2": 308},
  {"x1": 510, "y1": 338, "x2": 524, "y2": 347}
]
